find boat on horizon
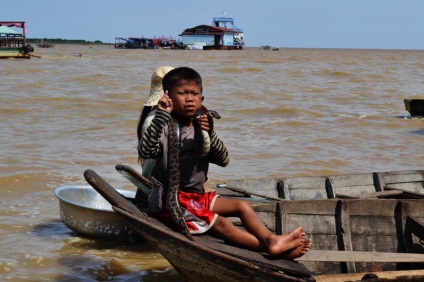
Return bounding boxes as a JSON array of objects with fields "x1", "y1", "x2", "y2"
[
  {"x1": 0, "y1": 21, "x2": 35, "y2": 59},
  {"x1": 36, "y1": 39, "x2": 54, "y2": 48},
  {"x1": 180, "y1": 17, "x2": 244, "y2": 50},
  {"x1": 114, "y1": 16, "x2": 245, "y2": 51},
  {"x1": 114, "y1": 36, "x2": 183, "y2": 49}
]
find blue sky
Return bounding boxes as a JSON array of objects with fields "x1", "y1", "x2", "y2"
[{"x1": 2, "y1": 0, "x2": 423, "y2": 49}]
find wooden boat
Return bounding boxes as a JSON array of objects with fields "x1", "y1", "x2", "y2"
[
  {"x1": 85, "y1": 169, "x2": 314, "y2": 282},
  {"x1": 0, "y1": 22, "x2": 34, "y2": 59},
  {"x1": 36, "y1": 40, "x2": 54, "y2": 48},
  {"x1": 84, "y1": 169, "x2": 424, "y2": 281},
  {"x1": 222, "y1": 169, "x2": 424, "y2": 201},
  {"x1": 404, "y1": 99, "x2": 424, "y2": 117},
  {"x1": 53, "y1": 185, "x2": 142, "y2": 241},
  {"x1": 115, "y1": 165, "x2": 424, "y2": 201}
]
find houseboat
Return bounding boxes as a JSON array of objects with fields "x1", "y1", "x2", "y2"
[
  {"x1": 0, "y1": 21, "x2": 34, "y2": 58},
  {"x1": 180, "y1": 17, "x2": 244, "y2": 50}
]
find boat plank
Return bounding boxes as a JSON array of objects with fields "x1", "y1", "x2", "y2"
[
  {"x1": 283, "y1": 200, "x2": 340, "y2": 215},
  {"x1": 378, "y1": 170, "x2": 424, "y2": 183},
  {"x1": 224, "y1": 178, "x2": 279, "y2": 198},
  {"x1": 315, "y1": 269, "x2": 424, "y2": 282},
  {"x1": 326, "y1": 173, "x2": 379, "y2": 200},
  {"x1": 298, "y1": 250, "x2": 424, "y2": 263},
  {"x1": 384, "y1": 187, "x2": 424, "y2": 199},
  {"x1": 327, "y1": 173, "x2": 376, "y2": 187},
  {"x1": 349, "y1": 216, "x2": 398, "y2": 236},
  {"x1": 279, "y1": 176, "x2": 327, "y2": 200},
  {"x1": 336, "y1": 190, "x2": 403, "y2": 199},
  {"x1": 375, "y1": 170, "x2": 424, "y2": 194}
]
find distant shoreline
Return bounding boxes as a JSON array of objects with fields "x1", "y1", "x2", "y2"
[
  {"x1": 26, "y1": 38, "x2": 109, "y2": 45},
  {"x1": 25, "y1": 39, "x2": 423, "y2": 51}
]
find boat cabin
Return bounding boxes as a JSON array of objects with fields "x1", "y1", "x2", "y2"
[{"x1": 180, "y1": 17, "x2": 244, "y2": 50}]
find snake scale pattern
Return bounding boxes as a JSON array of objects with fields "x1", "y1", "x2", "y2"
[
  {"x1": 194, "y1": 108, "x2": 221, "y2": 157},
  {"x1": 166, "y1": 109, "x2": 221, "y2": 241},
  {"x1": 166, "y1": 118, "x2": 194, "y2": 241}
]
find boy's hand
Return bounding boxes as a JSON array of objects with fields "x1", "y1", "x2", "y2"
[
  {"x1": 196, "y1": 114, "x2": 213, "y2": 132},
  {"x1": 157, "y1": 91, "x2": 173, "y2": 113}
]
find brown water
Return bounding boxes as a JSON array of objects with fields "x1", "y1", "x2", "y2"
[{"x1": 1, "y1": 45, "x2": 424, "y2": 281}]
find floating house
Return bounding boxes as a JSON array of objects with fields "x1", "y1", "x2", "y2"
[
  {"x1": 0, "y1": 21, "x2": 34, "y2": 59},
  {"x1": 180, "y1": 17, "x2": 244, "y2": 50}
]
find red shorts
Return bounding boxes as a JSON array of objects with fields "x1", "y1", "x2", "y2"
[{"x1": 153, "y1": 191, "x2": 219, "y2": 234}]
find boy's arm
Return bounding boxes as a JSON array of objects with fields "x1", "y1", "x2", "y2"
[
  {"x1": 138, "y1": 109, "x2": 171, "y2": 159},
  {"x1": 208, "y1": 130, "x2": 230, "y2": 167}
]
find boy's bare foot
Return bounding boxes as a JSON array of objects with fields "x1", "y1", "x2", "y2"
[
  {"x1": 279, "y1": 237, "x2": 313, "y2": 260},
  {"x1": 267, "y1": 226, "x2": 305, "y2": 256}
]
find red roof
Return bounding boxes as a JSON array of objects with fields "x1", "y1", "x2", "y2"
[{"x1": 179, "y1": 25, "x2": 239, "y2": 36}]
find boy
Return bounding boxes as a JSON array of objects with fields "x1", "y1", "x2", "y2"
[{"x1": 138, "y1": 67, "x2": 311, "y2": 258}]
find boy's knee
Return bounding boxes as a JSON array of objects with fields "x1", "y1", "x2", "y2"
[
  {"x1": 239, "y1": 200, "x2": 253, "y2": 209},
  {"x1": 213, "y1": 216, "x2": 233, "y2": 231},
  {"x1": 236, "y1": 200, "x2": 254, "y2": 214}
]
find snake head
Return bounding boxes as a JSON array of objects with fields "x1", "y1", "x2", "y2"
[
  {"x1": 207, "y1": 110, "x2": 221, "y2": 119},
  {"x1": 195, "y1": 105, "x2": 221, "y2": 120}
]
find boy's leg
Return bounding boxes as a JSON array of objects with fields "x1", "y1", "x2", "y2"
[
  {"x1": 212, "y1": 197, "x2": 306, "y2": 256},
  {"x1": 210, "y1": 216, "x2": 265, "y2": 251}
]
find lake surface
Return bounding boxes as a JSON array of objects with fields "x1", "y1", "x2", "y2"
[{"x1": 1, "y1": 45, "x2": 423, "y2": 281}]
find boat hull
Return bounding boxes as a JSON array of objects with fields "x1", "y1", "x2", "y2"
[
  {"x1": 0, "y1": 48, "x2": 30, "y2": 59},
  {"x1": 404, "y1": 99, "x2": 424, "y2": 117},
  {"x1": 118, "y1": 207, "x2": 311, "y2": 282}
]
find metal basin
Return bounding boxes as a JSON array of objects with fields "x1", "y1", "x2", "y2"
[{"x1": 53, "y1": 185, "x2": 139, "y2": 239}]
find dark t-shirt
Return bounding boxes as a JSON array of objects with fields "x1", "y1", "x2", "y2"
[{"x1": 152, "y1": 124, "x2": 208, "y2": 194}]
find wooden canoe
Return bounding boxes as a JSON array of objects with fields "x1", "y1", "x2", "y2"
[
  {"x1": 84, "y1": 169, "x2": 424, "y2": 281},
  {"x1": 404, "y1": 99, "x2": 424, "y2": 117},
  {"x1": 115, "y1": 164, "x2": 424, "y2": 201},
  {"x1": 222, "y1": 169, "x2": 424, "y2": 201},
  {"x1": 115, "y1": 165, "x2": 424, "y2": 200},
  {"x1": 84, "y1": 169, "x2": 315, "y2": 282}
]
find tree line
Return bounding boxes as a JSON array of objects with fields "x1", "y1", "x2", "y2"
[{"x1": 26, "y1": 38, "x2": 106, "y2": 45}]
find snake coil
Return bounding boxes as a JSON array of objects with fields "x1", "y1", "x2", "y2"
[
  {"x1": 166, "y1": 118, "x2": 194, "y2": 240},
  {"x1": 166, "y1": 109, "x2": 221, "y2": 241}
]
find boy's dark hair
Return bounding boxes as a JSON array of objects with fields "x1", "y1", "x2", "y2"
[{"x1": 162, "y1": 67, "x2": 203, "y2": 94}]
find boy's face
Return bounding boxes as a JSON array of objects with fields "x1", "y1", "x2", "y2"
[{"x1": 169, "y1": 80, "x2": 203, "y2": 118}]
